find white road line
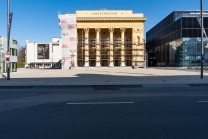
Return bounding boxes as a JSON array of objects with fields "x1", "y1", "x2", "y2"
[
  {"x1": 67, "y1": 102, "x2": 134, "y2": 105},
  {"x1": 197, "y1": 101, "x2": 208, "y2": 103}
]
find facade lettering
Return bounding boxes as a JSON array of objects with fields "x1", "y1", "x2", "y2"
[{"x1": 91, "y1": 12, "x2": 117, "y2": 16}]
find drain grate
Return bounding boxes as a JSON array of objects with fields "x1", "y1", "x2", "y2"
[
  {"x1": 0, "y1": 86, "x2": 34, "y2": 89},
  {"x1": 188, "y1": 84, "x2": 208, "y2": 87},
  {"x1": 93, "y1": 85, "x2": 120, "y2": 90}
]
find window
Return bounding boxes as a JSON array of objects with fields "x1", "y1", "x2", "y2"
[
  {"x1": 114, "y1": 38, "x2": 120, "y2": 47},
  {"x1": 80, "y1": 38, "x2": 85, "y2": 47},
  {"x1": 101, "y1": 38, "x2": 108, "y2": 48},
  {"x1": 90, "y1": 39, "x2": 96, "y2": 47}
]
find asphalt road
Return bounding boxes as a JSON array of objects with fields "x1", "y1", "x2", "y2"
[{"x1": 0, "y1": 86, "x2": 208, "y2": 139}]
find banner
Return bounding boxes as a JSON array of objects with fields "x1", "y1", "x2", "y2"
[{"x1": 37, "y1": 44, "x2": 49, "y2": 59}]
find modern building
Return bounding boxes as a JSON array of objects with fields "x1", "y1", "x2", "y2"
[
  {"x1": 0, "y1": 36, "x2": 17, "y2": 72},
  {"x1": 25, "y1": 9, "x2": 147, "y2": 69},
  {"x1": 25, "y1": 38, "x2": 61, "y2": 69},
  {"x1": 146, "y1": 11, "x2": 208, "y2": 67}
]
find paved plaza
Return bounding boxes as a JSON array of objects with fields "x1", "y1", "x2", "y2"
[{"x1": 0, "y1": 67, "x2": 208, "y2": 86}]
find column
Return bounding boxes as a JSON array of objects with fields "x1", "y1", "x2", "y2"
[
  {"x1": 84, "y1": 28, "x2": 89, "y2": 67},
  {"x1": 120, "y1": 28, "x2": 126, "y2": 66},
  {"x1": 95, "y1": 28, "x2": 101, "y2": 67},
  {"x1": 109, "y1": 28, "x2": 114, "y2": 67}
]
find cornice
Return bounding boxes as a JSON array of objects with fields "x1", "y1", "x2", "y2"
[{"x1": 77, "y1": 19, "x2": 146, "y2": 23}]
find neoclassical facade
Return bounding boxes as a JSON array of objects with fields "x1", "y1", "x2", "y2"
[
  {"x1": 75, "y1": 10, "x2": 147, "y2": 67},
  {"x1": 26, "y1": 10, "x2": 146, "y2": 69}
]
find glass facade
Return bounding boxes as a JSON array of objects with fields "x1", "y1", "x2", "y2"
[
  {"x1": 174, "y1": 38, "x2": 208, "y2": 67},
  {"x1": 146, "y1": 11, "x2": 208, "y2": 67}
]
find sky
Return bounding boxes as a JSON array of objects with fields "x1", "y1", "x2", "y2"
[{"x1": 0, "y1": 0, "x2": 207, "y2": 47}]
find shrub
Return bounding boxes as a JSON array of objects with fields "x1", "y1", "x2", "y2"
[{"x1": 17, "y1": 62, "x2": 25, "y2": 68}]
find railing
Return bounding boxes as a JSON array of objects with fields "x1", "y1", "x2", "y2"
[
  {"x1": 89, "y1": 44, "x2": 96, "y2": 48},
  {"x1": 77, "y1": 44, "x2": 85, "y2": 48},
  {"x1": 113, "y1": 44, "x2": 121, "y2": 48}
]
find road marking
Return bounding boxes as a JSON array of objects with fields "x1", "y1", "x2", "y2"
[
  {"x1": 197, "y1": 101, "x2": 208, "y2": 103},
  {"x1": 67, "y1": 102, "x2": 134, "y2": 105}
]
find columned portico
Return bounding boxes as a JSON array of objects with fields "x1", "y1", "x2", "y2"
[
  {"x1": 74, "y1": 10, "x2": 146, "y2": 68},
  {"x1": 109, "y1": 28, "x2": 114, "y2": 67},
  {"x1": 120, "y1": 28, "x2": 126, "y2": 67},
  {"x1": 84, "y1": 28, "x2": 89, "y2": 67},
  {"x1": 95, "y1": 28, "x2": 101, "y2": 67}
]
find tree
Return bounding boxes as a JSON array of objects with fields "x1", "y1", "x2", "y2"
[
  {"x1": 18, "y1": 46, "x2": 25, "y2": 62},
  {"x1": 17, "y1": 46, "x2": 26, "y2": 68}
]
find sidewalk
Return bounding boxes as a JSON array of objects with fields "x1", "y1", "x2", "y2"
[{"x1": 0, "y1": 67, "x2": 208, "y2": 86}]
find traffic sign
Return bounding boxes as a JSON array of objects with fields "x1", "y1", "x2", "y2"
[
  {"x1": 6, "y1": 51, "x2": 10, "y2": 55},
  {"x1": 6, "y1": 57, "x2": 10, "y2": 62}
]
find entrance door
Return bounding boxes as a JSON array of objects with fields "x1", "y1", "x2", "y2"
[
  {"x1": 101, "y1": 60, "x2": 107, "y2": 67},
  {"x1": 80, "y1": 60, "x2": 84, "y2": 67},
  {"x1": 114, "y1": 60, "x2": 119, "y2": 66},
  {"x1": 126, "y1": 60, "x2": 132, "y2": 66},
  {"x1": 90, "y1": 60, "x2": 96, "y2": 67}
]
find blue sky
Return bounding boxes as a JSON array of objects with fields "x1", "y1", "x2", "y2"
[{"x1": 0, "y1": 0, "x2": 207, "y2": 46}]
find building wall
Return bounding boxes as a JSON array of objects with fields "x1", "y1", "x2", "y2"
[
  {"x1": 146, "y1": 11, "x2": 208, "y2": 67},
  {"x1": 25, "y1": 38, "x2": 62, "y2": 68},
  {"x1": 0, "y1": 36, "x2": 17, "y2": 72},
  {"x1": 26, "y1": 10, "x2": 147, "y2": 69},
  {"x1": 74, "y1": 10, "x2": 146, "y2": 67}
]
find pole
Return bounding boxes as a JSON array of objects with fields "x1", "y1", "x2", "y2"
[
  {"x1": 7, "y1": 0, "x2": 10, "y2": 80},
  {"x1": 201, "y1": 0, "x2": 204, "y2": 79},
  {"x1": 82, "y1": 31, "x2": 83, "y2": 67}
]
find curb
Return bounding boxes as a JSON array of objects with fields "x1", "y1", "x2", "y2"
[{"x1": 0, "y1": 84, "x2": 208, "y2": 89}]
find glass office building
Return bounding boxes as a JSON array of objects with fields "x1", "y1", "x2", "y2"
[{"x1": 146, "y1": 11, "x2": 208, "y2": 67}]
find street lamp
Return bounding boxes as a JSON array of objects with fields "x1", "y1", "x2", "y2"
[
  {"x1": 7, "y1": 0, "x2": 13, "y2": 80},
  {"x1": 200, "y1": 0, "x2": 204, "y2": 79},
  {"x1": 143, "y1": 39, "x2": 147, "y2": 68}
]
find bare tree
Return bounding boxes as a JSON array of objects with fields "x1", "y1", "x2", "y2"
[{"x1": 18, "y1": 46, "x2": 25, "y2": 62}]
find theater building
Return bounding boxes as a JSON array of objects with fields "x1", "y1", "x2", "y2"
[
  {"x1": 26, "y1": 10, "x2": 147, "y2": 69},
  {"x1": 59, "y1": 9, "x2": 146, "y2": 69}
]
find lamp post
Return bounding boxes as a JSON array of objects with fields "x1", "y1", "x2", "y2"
[
  {"x1": 7, "y1": 0, "x2": 13, "y2": 80},
  {"x1": 7, "y1": 0, "x2": 10, "y2": 80},
  {"x1": 200, "y1": 0, "x2": 204, "y2": 79},
  {"x1": 143, "y1": 39, "x2": 147, "y2": 68}
]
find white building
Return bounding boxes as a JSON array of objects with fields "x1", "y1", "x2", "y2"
[
  {"x1": 25, "y1": 37, "x2": 62, "y2": 69},
  {"x1": 0, "y1": 36, "x2": 17, "y2": 73}
]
